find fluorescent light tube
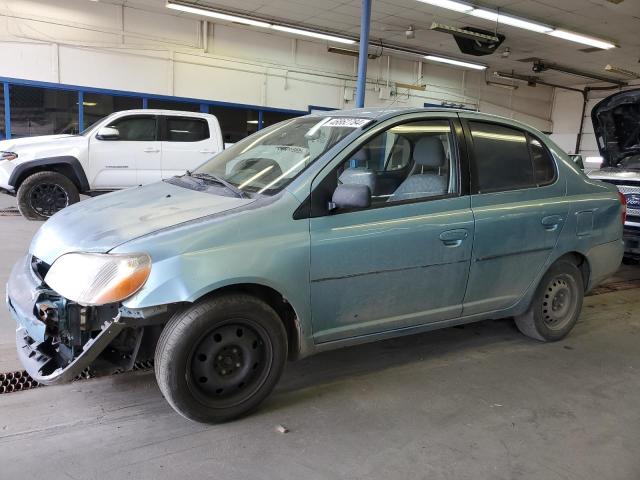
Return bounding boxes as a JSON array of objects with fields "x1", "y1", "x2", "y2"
[
  {"x1": 469, "y1": 9, "x2": 552, "y2": 33},
  {"x1": 548, "y1": 29, "x2": 615, "y2": 49},
  {"x1": 167, "y1": 2, "x2": 272, "y2": 28},
  {"x1": 271, "y1": 25, "x2": 355, "y2": 44},
  {"x1": 424, "y1": 55, "x2": 486, "y2": 70},
  {"x1": 415, "y1": 0, "x2": 473, "y2": 13}
]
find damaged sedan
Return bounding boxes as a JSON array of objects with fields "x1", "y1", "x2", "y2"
[{"x1": 6, "y1": 108, "x2": 624, "y2": 423}]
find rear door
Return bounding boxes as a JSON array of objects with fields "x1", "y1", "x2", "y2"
[
  {"x1": 161, "y1": 115, "x2": 216, "y2": 178},
  {"x1": 460, "y1": 117, "x2": 567, "y2": 315},
  {"x1": 88, "y1": 114, "x2": 160, "y2": 188}
]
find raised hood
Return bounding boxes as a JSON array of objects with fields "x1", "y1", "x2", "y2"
[
  {"x1": 591, "y1": 89, "x2": 640, "y2": 168},
  {"x1": 30, "y1": 181, "x2": 254, "y2": 264}
]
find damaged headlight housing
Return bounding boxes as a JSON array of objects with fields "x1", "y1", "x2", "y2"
[{"x1": 44, "y1": 253, "x2": 152, "y2": 306}]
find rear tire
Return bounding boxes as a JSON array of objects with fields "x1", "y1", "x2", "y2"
[
  {"x1": 155, "y1": 294, "x2": 288, "y2": 423},
  {"x1": 515, "y1": 259, "x2": 584, "y2": 342},
  {"x1": 16, "y1": 171, "x2": 79, "y2": 220}
]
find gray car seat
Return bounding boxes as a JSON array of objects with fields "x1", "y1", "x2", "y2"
[
  {"x1": 339, "y1": 150, "x2": 377, "y2": 194},
  {"x1": 390, "y1": 137, "x2": 448, "y2": 201}
]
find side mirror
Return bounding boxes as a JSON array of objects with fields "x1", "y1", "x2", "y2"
[
  {"x1": 329, "y1": 184, "x2": 371, "y2": 211},
  {"x1": 96, "y1": 126, "x2": 120, "y2": 140},
  {"x1": 569, "y1": 154, "x2": 584, "y2": 170}
]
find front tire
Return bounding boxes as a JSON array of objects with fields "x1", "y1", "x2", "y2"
[
  {"x1": 16, "y1": 171, "x2": 80, "y2": 220},
  {"x1": 515, "y1": 259, "x2": 584, "y2": 342},
  {"x1": 155, "y1": 294, "x2": 288, "y2": 423}
]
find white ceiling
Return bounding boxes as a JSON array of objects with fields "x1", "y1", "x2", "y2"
[{"x1": 162, "y1": 0, "x2": 640, "y2": 85}]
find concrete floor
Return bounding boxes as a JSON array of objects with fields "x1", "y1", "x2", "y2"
[{"x1": 1, "y1": 193, "x2": 639, "y2": 479}]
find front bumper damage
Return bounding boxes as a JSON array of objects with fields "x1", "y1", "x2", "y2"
[{"x1": 6, "y1": 254, "x2": 168, "y2": 385}]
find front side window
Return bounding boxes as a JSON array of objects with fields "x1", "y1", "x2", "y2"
[
  {"x1": 165, "y1": 117, "x2": 209, "y2": 142},
  {"x1": 333, "y1": 120, "x2": 456, "y2": 206},
  {"x1": 104, "y1": 115, "x2": 157, "y2": 141},
  {"x1": 190, "y1": 116, "x2": 367, "y2": 195},
  {"x1": 470, "y1": 122, "x2": 534, "y2": 193}
]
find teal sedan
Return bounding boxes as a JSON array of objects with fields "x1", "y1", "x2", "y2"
[{"x1": 6, "y1": 108, "x2": 624, "y2": 422}]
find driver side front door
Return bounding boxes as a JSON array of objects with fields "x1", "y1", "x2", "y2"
[{"x1": 308, "y1": 116, "x2": 474, "y2": 344}]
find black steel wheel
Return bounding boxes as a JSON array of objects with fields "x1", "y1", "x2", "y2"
[
  {"x1": 155, "y1": 294, "x2": 288, "y2": 423},
  {"x1": 515, "y1": 259, "x2": 584, "y2": 342},
  {"x1": 16, "y1": 171, "x2": 80, "y2": 220},
  {"x1": 188, "y1": 321, "x2": 272, "y2": 409}
]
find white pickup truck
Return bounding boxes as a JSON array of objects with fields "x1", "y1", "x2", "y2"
[{"x1": 0, "y1": 109, "x2": 223, "y2": 219}]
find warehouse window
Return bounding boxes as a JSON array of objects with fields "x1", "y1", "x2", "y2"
[
  {"x1": 0, "y1": 86, "x2": 4, "y2": 139},
  {"x1": 83, "y1": 93, "x2": 142, "y2": 130},
  {"x1": 147, "y1": 99, "x2": 200, "y2": 112},
  {"x1": 165, "y1": 116, "x2": 209, "y2": 142},
  {"x1": 470, "y1": 121, "x2": 534, "y2": 193},
  {"x1": 209, "y1": 106, "x2": 259, "y2": 144},
  {"x1": 262, "y1": 111, "x2": 301, "y2": 128},
  {"x1": 10, "y1": 85, "x2": 78, "y2": 137}
]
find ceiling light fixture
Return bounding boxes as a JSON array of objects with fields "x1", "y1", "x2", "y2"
[
  {"x1": 415, "y1": 0, "x2": 473, "y2": 13},
  {"x1": 167, "y1": 1, "x2": 271, "y2": 28},
  {"x1": 548, "y1": 30, "x2": 616, "y2": 50},
  {"x1": 424, "y1": 55, "x2": 486, "y2": 70},
  {"x1": 272, "y1": 25, "x2": 355, "y2": 44},
  {"x1": 415, "y1": 0, "x2": 616, "y2": 49},
  {"x1": 167, "y1": 1, "x2": 355, "y2": 44},
  {"x1": 469, "y1": 9, "x2": 552, "y2": 33}
]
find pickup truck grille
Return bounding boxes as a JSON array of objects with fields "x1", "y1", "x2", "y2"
[{"x1": 599, "y1": 179, "x2": 640, "y2": 218}]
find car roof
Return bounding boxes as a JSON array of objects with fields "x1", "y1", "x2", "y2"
[
  {"x1": 111, "y1": 109, "x2": 214, "y2": 117},
  {"x1": 307, "y1": 107, "x2": 543, "y2": 133}
]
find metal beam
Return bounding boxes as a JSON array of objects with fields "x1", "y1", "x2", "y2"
[{"x1": 355, "y1": 0, "x2": 372, "y2": 108}]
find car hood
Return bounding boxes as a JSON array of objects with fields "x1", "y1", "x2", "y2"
[
  {"x1": 30, "y1": 181, "x2": 254, "y2": 264},
  {"x1": 591, "y1": 89, "x2": 640, "y2": 168}
]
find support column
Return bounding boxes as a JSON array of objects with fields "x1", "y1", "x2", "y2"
[{"x1": 355, "y1": 0, "x2": 372, "y2": 108}]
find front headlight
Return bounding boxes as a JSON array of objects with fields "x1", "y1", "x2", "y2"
[
  {"x1": 0, "y1": 151, "x2": 18, "y2": 161},
  {"x1": 44, "y1": 253, "x2": 151, "y2": 306}
]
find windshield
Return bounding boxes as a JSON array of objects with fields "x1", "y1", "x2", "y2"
[{"x1": 192, "y1": 116, "x2": 369, "y2": 195}]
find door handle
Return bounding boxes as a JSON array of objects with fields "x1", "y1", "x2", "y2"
[
  {"x1": 144, "y1": 147, "x2": 160, "y2": 153},
  {"x1": 439, "y1": 229, "x2": 468, "y2": 247},
  {"x1": 541, "y1": 215, "x2": 564, "y2": 231}
]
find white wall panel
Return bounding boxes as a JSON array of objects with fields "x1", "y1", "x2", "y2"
[
  {"x1": 58, "y1": 46, "x2": 169, "y2": 94},
  {"x1": 0, "y1": 41, "x2": 56, "y2": 81}
]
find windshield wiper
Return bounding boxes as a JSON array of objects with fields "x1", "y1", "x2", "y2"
[{"x1": 190, "y1": 172, "x2": 247, "y2": 198}]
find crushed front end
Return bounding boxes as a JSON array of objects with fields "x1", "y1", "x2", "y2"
[{"x1": 6, "y1": 254, "x2": 167, "y2": 384}]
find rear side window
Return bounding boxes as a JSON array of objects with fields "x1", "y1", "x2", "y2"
[
  {"x1": 165, "y1": 116, "x2": 209, "y2": 142},
  {"x1": 470, "y1": 121, "x2": 533, "y2": 193},
  {"x1": 528, "y1": 135, "x2": 555, "y2": 185}
]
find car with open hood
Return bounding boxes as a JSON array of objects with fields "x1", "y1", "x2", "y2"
[
  {"x1": 6, "y1": 108, "x2": 624, "y2": 423},
  {"x1": 587, "y1": 89, "x2": 640, "y2": 259}
]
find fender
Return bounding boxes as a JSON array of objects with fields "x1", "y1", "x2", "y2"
[{"x1": 8, "y1": 156, "x2": 90, "y2": 192}]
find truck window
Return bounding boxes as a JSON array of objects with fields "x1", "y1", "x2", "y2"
[{"x1": 165, "y1": 116, "x2": 210, "y2": 142}]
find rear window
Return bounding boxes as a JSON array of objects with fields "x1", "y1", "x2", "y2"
[{"x1": 165, "y1": 116, "x2": 209, "y2": 142}]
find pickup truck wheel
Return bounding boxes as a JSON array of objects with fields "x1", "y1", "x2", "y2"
[
  {"x1": 515, "y1": 259, "x2": 584, "y2": 342},
  {"x1": 155, "y1": 294, "x2": 287, "y2": 423},
  {"x1": 16, "y1": 171, "x2": 80, "y2": 220}
]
